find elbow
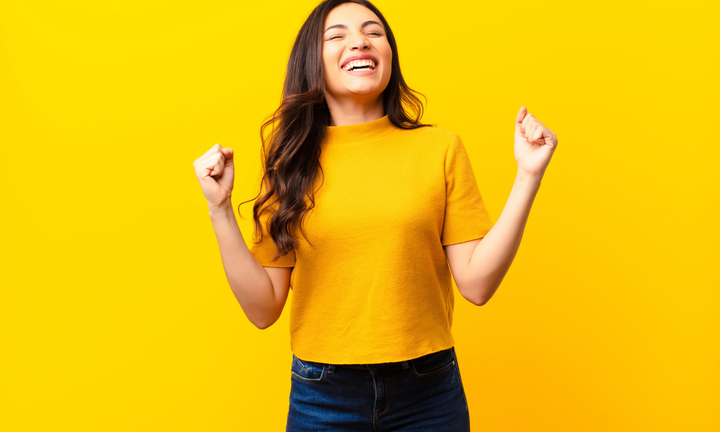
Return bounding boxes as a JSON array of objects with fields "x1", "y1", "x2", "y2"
[
  {"x1": 253, "y1": 319, "x2": 275, "y2": 330},
  {"x1": 254, "y1": 321, "x2": 273, "y2": 330},
  {"x1": 458, "y1": 283, "x2": 492, "y2": 306},
  {"x1": 252, "y1": 314, "x2": 279, "y2": 330},
  {"x1": 459, "y1": 287, "x2": 488, "y2": 306},
  {"x1": 252, "y1": 308, "x2": 282, "y2": 330},
  {"x1": 474, "y1": 296, "x2": 490, "y2": 306},
  {"x1": 468, "y1": 294, "x2": 489, "y2": 306}
]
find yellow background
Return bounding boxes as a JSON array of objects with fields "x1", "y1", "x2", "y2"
[{"x1": 1, "y1": 0, "x2": 718, "y2": 430}]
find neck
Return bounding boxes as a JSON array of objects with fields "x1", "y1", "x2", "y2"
[{"x1": 324, "y1": 92, "x2": 385, "y2": 126}]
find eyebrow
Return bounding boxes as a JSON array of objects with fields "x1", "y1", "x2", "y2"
[{"x1": 324, "y1": 20, "x2": 383, "y2": 33}]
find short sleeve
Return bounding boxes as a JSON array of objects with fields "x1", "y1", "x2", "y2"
[
  {"x1": 441, "y1": 133, "x2": 494, "y2": 246},
  {"x1": 248, "y1": 210, "x2": 296, "y2": 268}
]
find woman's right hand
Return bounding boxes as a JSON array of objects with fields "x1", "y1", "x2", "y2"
[{"x1": 193, "y1": 143, "x2": 235, "y2": 209}]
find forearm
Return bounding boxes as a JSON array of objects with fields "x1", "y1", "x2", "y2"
[
  {"x1": 208, "y1": 203, "x2": 280, "y2": 327},
  {"x1": 465, "y1": 170, "x2": 541, "y2": 303}
]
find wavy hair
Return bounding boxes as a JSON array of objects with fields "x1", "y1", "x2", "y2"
[{"x1": 240, "y1": 0, "x2": 433, "y2": 261}]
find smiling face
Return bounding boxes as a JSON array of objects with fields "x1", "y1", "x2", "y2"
[{"x1": 322, "y1": 3, "x2": 393, "y2": 104}]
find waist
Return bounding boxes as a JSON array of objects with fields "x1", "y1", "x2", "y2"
[{"x1": 333, "y1": 347, "x2": 454, "y2": 370}]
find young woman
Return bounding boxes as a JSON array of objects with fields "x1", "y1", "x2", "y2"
[{"x1": 192, "y1": 0, "x2": 557, "y2": 430}]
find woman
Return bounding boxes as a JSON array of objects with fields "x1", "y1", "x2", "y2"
[{"x1": 192, "y1": 0, "x2": 558, "y2": 430}]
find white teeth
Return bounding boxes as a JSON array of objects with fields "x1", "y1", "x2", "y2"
[{"x1": 342, "y1": 59, "x2": 376, "y2": 71}]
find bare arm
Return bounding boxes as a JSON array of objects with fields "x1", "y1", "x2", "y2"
[
  {"x1": 193, "y1": 143, "x2": 291, "y2": 329},
  {"x1": 209, "y1": 202, "x2": 292, "y2": 329},
  {"x1": 445, "y1": 170, "x2": 540, "y2": 305},
  {"x1": 445, "y1": 106, "x2": 557, "y2": 306}
]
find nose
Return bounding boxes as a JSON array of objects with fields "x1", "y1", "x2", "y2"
[{"x1": 348, "y1": 32, "x2": 369, "y2": 50}]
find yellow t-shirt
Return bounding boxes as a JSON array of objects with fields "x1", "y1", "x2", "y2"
[{"x1": 249, "y1": 114, "x2": 494, "y2": 364}]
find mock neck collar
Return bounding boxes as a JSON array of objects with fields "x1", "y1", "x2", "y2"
[{"x1": 324, "y1": 115, "x2": 396, "y2": 145}]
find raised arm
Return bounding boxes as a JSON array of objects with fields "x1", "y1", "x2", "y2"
[
  {"x1": 193, "y1": 144, "x2": 291, "y2": 329},
  {"x1": 445, "y1": 107, "x2": 558, "y2": 306}
]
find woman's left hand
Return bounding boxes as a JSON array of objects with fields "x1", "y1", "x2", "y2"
[{"x1": 514, "y1": 106, "x2": 558, "y2": 179}]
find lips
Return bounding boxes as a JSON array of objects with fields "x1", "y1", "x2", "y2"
[{"x1": 340, "y1": 54, "x2": 378, "y2": 71}]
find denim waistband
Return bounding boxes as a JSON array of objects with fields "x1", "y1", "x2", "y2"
[
  {"x1": 339, "y1": 361, "x2": 410, "y2": 370},
  {"x1": 332, "y1": 347, "x2": 454, "y2": 371}
]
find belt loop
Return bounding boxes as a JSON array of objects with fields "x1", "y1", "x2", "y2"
[
  {"x1": 401, "y1": 360, "x2": 409, "y2": 370},
  {"x1": 327, "y1": 364, "x2": 335, "y2": 374}
]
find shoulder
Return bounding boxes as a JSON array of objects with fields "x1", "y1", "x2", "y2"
[
  {"x1": 394, "y1": 124, "x2": 460, "y2": 152},
  {"x1": 397, "y1": 124, "x2": 457, "y2": 140}
]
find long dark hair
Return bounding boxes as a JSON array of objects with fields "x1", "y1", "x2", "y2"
[{"x1": 241, "y1": 0, "x2": 433, "y2": 261}]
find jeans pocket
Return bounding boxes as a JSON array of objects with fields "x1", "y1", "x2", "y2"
[
  {"x1": 291, "y1": 355, "x2": 329, "y2": 383},
  {"x1": 410, "y1": 347, "x2": 456, "y2": 378}
]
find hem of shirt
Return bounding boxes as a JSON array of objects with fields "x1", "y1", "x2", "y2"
[{"x1": 441, "y1": 232, "x2": 489, "y2": 247}]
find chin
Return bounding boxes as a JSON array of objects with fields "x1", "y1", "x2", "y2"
[
  {"x1": 350, "y1": 89, "x2": 376, "y2": 95},
  {"x1": 345, "y1": 85, "x2": 380, "y2": 95}
]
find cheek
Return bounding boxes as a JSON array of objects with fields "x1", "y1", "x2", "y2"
[
  {"x1": 380, "y1": 46, "x2": 393, "y2": 72},
  {"x1": 382, "y1": 50, "x2": 393, "y2": 79},
  {"x1": 322, "y1": 49, "x2": 340, "y2": 77},
  {"x1": 324, "y1": 61, "x2": 339, "y2": 86}
]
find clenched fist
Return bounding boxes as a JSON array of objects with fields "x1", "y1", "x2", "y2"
[{"x1": 193, "y1": 143, "x2": 235, "y2": 209}]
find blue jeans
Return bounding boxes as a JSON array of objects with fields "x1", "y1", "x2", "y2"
[{"x1": 287, "y1": 347, "x2": 470, "y2": 431}]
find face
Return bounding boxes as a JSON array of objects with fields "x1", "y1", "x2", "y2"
[{"x1": 322, "y1": 3, "x2": 393, "y2": 102}]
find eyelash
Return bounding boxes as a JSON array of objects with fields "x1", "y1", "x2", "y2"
[{"x1": 328, "y1": 32, "x2": 382, "y2": 40}]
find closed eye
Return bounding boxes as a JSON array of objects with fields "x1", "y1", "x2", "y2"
[{"x1": 327, "y1": 32, "x2": 383, "y2": 41}]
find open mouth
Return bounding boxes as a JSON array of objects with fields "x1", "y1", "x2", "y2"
[{"x1": 341, "y1": 59, "x2": 377, "y2": 71}]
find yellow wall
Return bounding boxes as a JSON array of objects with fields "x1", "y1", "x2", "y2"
[{"x1": 1, "y1": 0, "x2": 718, "y2": 430}]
